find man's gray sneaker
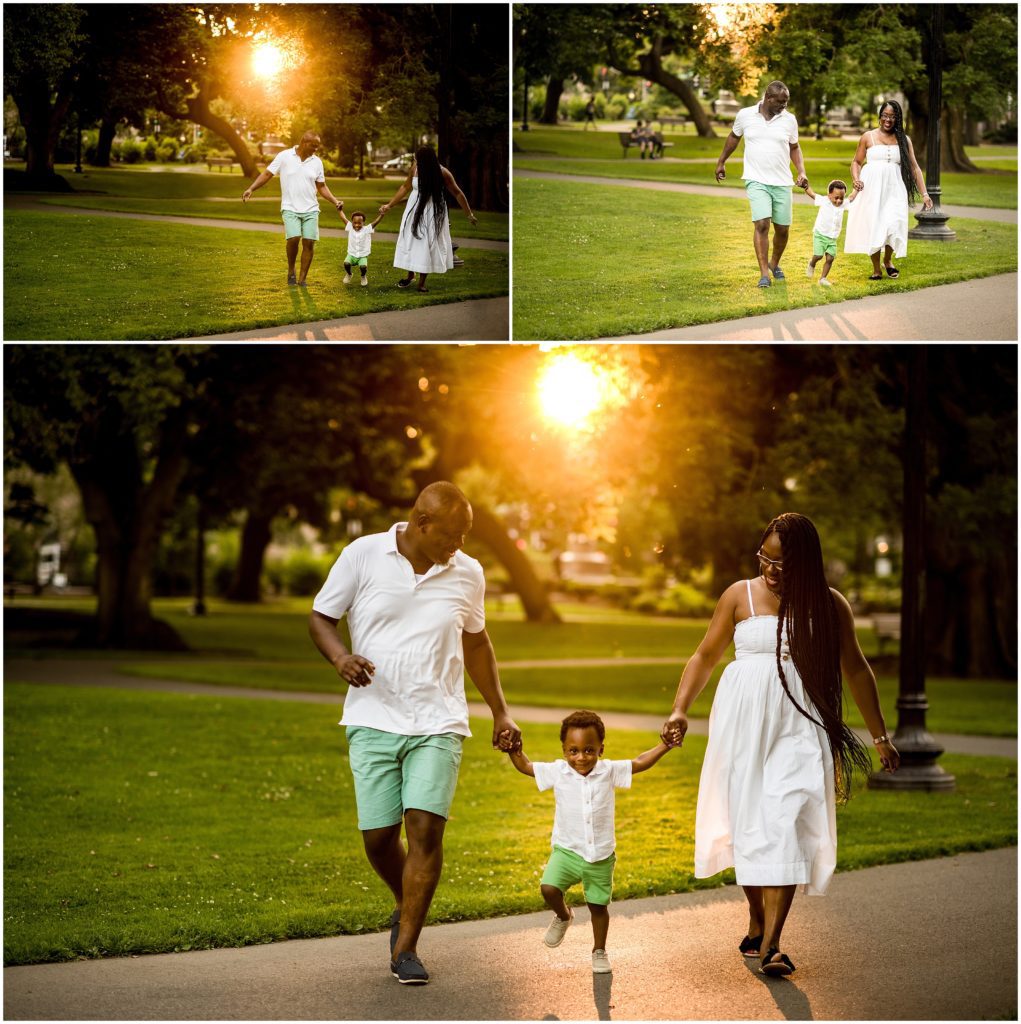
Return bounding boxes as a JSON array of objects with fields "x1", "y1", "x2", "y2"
[{"x1": 391, "y1": 951, "x2": 429, "y2": 984}]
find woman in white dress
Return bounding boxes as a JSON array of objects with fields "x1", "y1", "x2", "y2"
[
  {"x1": 661, "y1": 513, "x2": 899, "y2": 976},
  {"x1": 379, "y1": 145, "x2": 477, "y2": 293},
  {"x1": 844, "y1": 99, "x2": 933, "y2": 280}
]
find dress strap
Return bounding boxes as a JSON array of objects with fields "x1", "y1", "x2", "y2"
[{"x1": 745, "y1": 578, "x2": 756, "y2": 617}]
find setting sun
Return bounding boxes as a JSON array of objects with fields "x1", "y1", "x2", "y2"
[
  {"x1": 537, "y1": 352, "x2": 606, "y2": 429},
  {"x1": 251, "y1": 41, "x2": 284, "y2": 79}
]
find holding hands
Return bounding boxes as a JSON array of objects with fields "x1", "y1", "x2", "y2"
[{"x1": 660, "y1": 711, "x2": 688, "y2": 748}]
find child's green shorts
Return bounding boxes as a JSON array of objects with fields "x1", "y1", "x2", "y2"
[
  {"x1": 812, "y1": 229, "x2": 838, "y2": 258},
  {"x1": 345, "y1": 254, "x2": 368, "y2": 267},
  {"x1": 541, "y1": 845, "x2": 616, "y2": 906}
]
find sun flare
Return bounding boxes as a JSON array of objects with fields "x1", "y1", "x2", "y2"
[
  {"x1": 537, "y1": 353, "x2": 606, "y2": 430},
  {"x1": 252, "y1": 41, "x2": 284, "y2": 79}
]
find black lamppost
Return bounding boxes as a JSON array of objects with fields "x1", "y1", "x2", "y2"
[
  {"x1": 869, "y1": 347, "x2": 955, "y2": 792},
  {"x1": 522, "y1": 71, "x2": 530, "y2": 132},
  {"x1": 909, "y1": 5, "x2": 957, "y2": 241},
  {"x1": 191, "y1": 500, "x2": 207, "y2": 617},
  {"x1": 74, "y1": 106, "x2": 83, "y2": 174}
]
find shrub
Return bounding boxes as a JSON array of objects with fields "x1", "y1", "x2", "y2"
[
  {"x1": 265, "y1": 549, "x2": 337, "y2": 597},
  {"x1": 118, "y1": 139, "x2": 142, "y2": 164},
  {"x1": 180, "y1": 145, "x2": 202, "y2": 163},
  {"x1": 141, "y1": 135, "x2": 160, "y2": 161},
  {"x1": 983, "y1": 121, "x2": 1017, "y2": 144}
]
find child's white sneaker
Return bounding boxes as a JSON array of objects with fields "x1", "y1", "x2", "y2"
[
  {"x1": 819, "y1": 278, "x2": 833, "y2": 287},
  {"x1": 806, "y1": 259, "x2": 815, "y2": 278},
  {"x1": 592, "y1": 949, "x2": 612, "y2": 974},
  {"x1": 543, "y1": 908, "x2": 573, "y2": 947},
  {"x1": 361, "y1": 276, "x2": 368, "y2": 287},
  {"x1": 343, "y1": 273, "x2": 352, "y2": 284}
]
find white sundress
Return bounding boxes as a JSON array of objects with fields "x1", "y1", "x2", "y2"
[
  {"x1": 844, "y1": 130, "x2": 909, "y2": 259},
  {"x1": 393, "y1": 176, "x2": 455, "y2": 275},
  {"x1": 694, "y1": 580, "x2": 837, "y2": 896}
]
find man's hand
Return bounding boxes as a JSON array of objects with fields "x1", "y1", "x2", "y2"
[
  {"x1": 715, "y1": 162, "x2": 727, "y2": 182},
  {"x1": 796, "y1": 174, "x2": 809, "y2": 188},
  {"x1": 492, "y1": 714, "x2": 521, "y2": 751},
  {"x1": 242, "y1": 189, "x2": 253, "y2": 203},
  {"x1": 336, "y1": 200, "x2": 344, "y2": 210},
  {"x1": 333, "y1": 653, "x2": 375, "y2": 687}
]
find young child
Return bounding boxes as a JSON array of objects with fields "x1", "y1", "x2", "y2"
[
  {"x1": 803, "y1": 178, "x2": 856, "y2": 287},
  {"x1": 336, "y1": 201, "x2": 385, "y2": 287},
  {"x1": 506, "y1": 710, "x2": 672, "y2": 975}
]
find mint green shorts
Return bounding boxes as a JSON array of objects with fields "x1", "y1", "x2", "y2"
[
  {"x1": 541, "y1": 845, "x2": 616, "y2": 906},
  {"x1": 346, "y1": 726, "x2": 463, "y2": 831},
  {"x1": 813, "y1": 229, "x2": 838, "y2": 258},
  {"x1": 345, "y1": 254, "x2": 368, "y2": 267},
  {"x1": 281, "y1": 210, "x2": 319, "y2": 240},
  {"x1": 745, "y1": 181, "x2": 792, "y2": 226}
]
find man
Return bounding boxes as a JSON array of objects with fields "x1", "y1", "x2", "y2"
[
  {"x1": 242, "y1": 131, "x2": 344, "y2": 287},
  {"x1": 309, "y1": 482, "x2": 521, "y2": 986},
  {"x1": 715, "y1": 81, "x2": 809, "y2": 288}
]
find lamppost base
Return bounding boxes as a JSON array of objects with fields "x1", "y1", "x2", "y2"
[
  {"x1": 909, "y1": 209, "x2": 957, "y2": 241},
  {"x1": 868, "y1": 762, "x2": 956, "y2": 790}
]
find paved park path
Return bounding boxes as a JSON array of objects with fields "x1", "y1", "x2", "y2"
[
  {"x1": 4, "y1": 846, "x2": 1016, "y2": 1020},
  {"x1": 5, "y1": 657, "x2": 1016, "y2": 759}
]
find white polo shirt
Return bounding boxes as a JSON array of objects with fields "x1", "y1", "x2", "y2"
[
  {"x1": 345, "y1": 223, "x2": 373, "y2": 258},
  {"x1": 813, "y1": 194, "x2": 848, "y2": 239},
  {"x1": 266, "y1": 147, "x2": 326, "y2": 214},
  {"x1": 312, "y1": 523, "x2": 485, "y2": 737},
  {"x1": 533, "y1": 759, "x2": 632, "y2": 863},
  {"x1": 732, "y1": 104, "x2": 800, "y2": 187}
]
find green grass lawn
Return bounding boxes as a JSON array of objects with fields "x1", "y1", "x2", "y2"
[
  {"x1": 514, "y1": 128, "x2": 1018, "y2": 209},
  {"x1": 3, "y1": 683, "x2": 1015, "y2": 965},
  {"x1": 512, "y1": 178, "x2": 1017, "y2": 340},
  {"x1": 7, "y1": 596, "x2": 1016, "y2": 737},
  {"x1": 18, "y1": 164, "x2": 508, "y2": 241},
  {"x1": 3, "y1": 211, "x2": 508, "y2": 341}
]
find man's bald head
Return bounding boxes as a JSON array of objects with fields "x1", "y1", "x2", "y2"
[
  {"x1": 765, "y1": 81, "x2": 789, "y2": 98},
  {"x1": 414, "y1": 481, "x2": 471, "y2": 520}
]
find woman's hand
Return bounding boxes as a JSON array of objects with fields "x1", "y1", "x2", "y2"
[
  {"x1": 876, "y1": 738, "x2": 900, "y2": 773},
  {"x1": 468, "y1": 213, "x2": 477, "y2": 226},
  {"x1": 379, "y1": 203, "x2": 390, "y2": 215},
  {"x1": 661, "y1": 711, "x2": 688, "y2": 748},
  {"x1": 853, "y1": 179, "x2": 864, "y2": 192},
  {"x1": 922, "y1": 193, "x2": 934, "y2": 210}
]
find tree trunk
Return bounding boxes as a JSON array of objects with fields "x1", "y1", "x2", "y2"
[
  {"x1": 72, "y1": 438, "x2": 190, "y2": 648},
  {"x1": 634, "y1": 39, "x2": 715, "y2": 138},
  {"x1": 156, "y1": 84, "x2": 258, "y2": 178},
  {"x1": 469, "y1": 504, "x2": 561, "y2": 623},
  {"x1": 904, "y1": 86, "x2": 979, "y2": 173},
  {"x1": 541, "y1": 76, "x2": 565, "y2": 124},
  {"x1": 226, "y1": 507, "x2": 275, "y2": 602},
  {"x1": 93, "y1": 111, "x2": 119, "y2": 167},
  {"x1": 13, "y1": 83, "x2": 75, "y2": 179}
]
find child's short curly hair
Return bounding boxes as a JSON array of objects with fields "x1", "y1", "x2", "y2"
[
  {"x1": 560, "y1": 710, "x2": 605, "y2": 743},
  {"x1": 350, "y1": 210, "x2": 366, "y2": 220},
  {"x1": 827, "y1": 179, "x2": 847, "y2": 193}
]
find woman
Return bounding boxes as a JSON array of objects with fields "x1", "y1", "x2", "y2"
[
  {"x1": 844, "y1": 99, "x2": 933, "y2": 280},
  {"x1": 661, "y1": 513, "x2": 899, "y2": 976},
  {"x1": 379, "y1": 145, "x2": 477, "y2": 293}
]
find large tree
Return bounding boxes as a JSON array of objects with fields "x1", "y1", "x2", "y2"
[
  {"x1": 4, "y1": 346, "x2": 211, "y2": 647},
  {"x1": 2, "y1": 4, "x2": 85, "y2": 179}
]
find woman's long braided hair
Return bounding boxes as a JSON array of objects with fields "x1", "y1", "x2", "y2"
[
  {"x1": 878, "y1": 100, "x2": 920, "y2": 203},
  {"x1": 764, "y1": 513, "x2": 873, "y2": 802},
  {"x1": 411, "y1": 145, "x2": 448, "y2": 240}
]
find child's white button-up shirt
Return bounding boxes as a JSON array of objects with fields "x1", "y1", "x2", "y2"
[
  {"x1": 313, "y1": 523, "x2": 486, "y2": 737},
  {"x1": 812, "y1": 194, "x2": 848, "y2": 239},
  {"x1": 532, "y1": 758, "x2": 632, "y2": 863}
]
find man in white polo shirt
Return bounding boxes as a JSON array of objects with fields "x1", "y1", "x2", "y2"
[
  {"x1": 714, "y1": 81, "x2": 809, "y2": 288},
  {"x1": 308, "y1": 481, "x2": 520, "y2": 986},
  {"x1": 242, "y1": 130, "x2": 344, "y2": 287}
]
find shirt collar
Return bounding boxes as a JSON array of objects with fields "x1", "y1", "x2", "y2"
[
  {"x1": 558, "y1": 758, "x2": 609, "y2": 779},
  {"x1": 387, "y1": 521, "x2": 455, "y2": 572}
]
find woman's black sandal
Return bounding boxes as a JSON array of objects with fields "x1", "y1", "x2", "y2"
[
  {"x1": 760, "y1": 947, "x2": 796, "y2": 976},
  {"x1": 885, "y1": 265, "x2": 900, "y2": 278},
  {"x1": 739, "y1": 934, "x2": 763, "y2": 957},
  {"x1": 868, "y1": 273, "x2": 883, "y2": 280}
]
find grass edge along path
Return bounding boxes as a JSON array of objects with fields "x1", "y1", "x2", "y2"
[
  {"x1": 3, "y1": 683, "x2": 1016, "y2": 965},
  {"x1": 513, "y1": 178, "x2": 1017, "y2": 341}
]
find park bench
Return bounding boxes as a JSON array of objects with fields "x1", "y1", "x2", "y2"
[
  {"x1": 618, "y1": 132, "x2": 671, "y2": 157},
  {"x1": 206, "y1": 157, "x2": 237, "y2": 172},
  {"x1": 872, "y1": 612, "x2": 901, "y2": 654}
]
